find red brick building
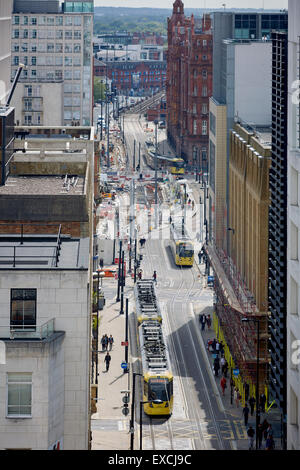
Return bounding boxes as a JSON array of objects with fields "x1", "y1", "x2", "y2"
[
  {"x1": 94, "y1": 59, "x2": 166, "y2": 95},
  {"x1": 166, "y1": 0, "x2": 212, "y2": 166}
]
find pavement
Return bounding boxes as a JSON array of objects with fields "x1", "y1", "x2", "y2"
[{"x1": 91, "y1": 247, "x2": 283, "y2": 451}]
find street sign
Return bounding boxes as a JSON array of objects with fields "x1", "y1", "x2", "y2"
[
  {"x1": 121, "y1": 361, "x2": 128, "y2": 369},
  {"x1": 121, "y1": 341, "x2": 128, "y2": 347},
  {"x1": 233, "y1": 368, "x2": 240, "y2": 377}
]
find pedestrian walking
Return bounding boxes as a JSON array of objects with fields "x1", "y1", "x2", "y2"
[
  {"x1": 265, "y1": 435, "x2": 275, "y2": 450},
  {"x1": 249, "y1": 396, "x2": 256, "y2": 416},
  {"x1": 243, "y1": 403, "x2": 250, "y2": 427},
  {"x1": 101, "y1": 335, "x2": 106, "y2": 352},
  {"x1": 258, "y1": 423, "x2": 264, "y2": 449},
  {"x1": 266, "y1": 424, "x2": 273, "y2": 439},
  {"x1": 260, "y1": 393, "x2": 266, "y2": 413},
  {"x1": 152, "y1": 271, "x2": 157, "y2": 284},
  {"x1": 211, "y1": 338, "x2": 217, "y2": 353},
  {"x1": 108, "y1": 335, "x2": 114, "y2": 351},
  {"x1": 215, "y1": 340, "x2": 220, "y2": 354},
  {"x1": 198, "y1": 251, "x2": 202, "y2": 264},
  {"x1": 213, "y1": 357, "x2": 220, "y2": 377},
  {"x1": 206, "y1": 314, "x2": 212, "y2": 329},
  {"x1": 222, "y1": 358, "x2": 228, "y2": 378},
  {"x1": 247, "y1": 426, "x2": 255, "y2": 450},
  {"x1": 220, "y1": 376, "x2": 227, "y2": 396},
  {"x1": 138, "y1": 269, "x2": 143, "y2": 280},
  {"x1": 234, "y1": 388, "x2": 240, "y2": 408},
  {"x1": 201, "y1": 314, "x2": 206, "y2": 331},
  {"x1": 245, "y1": 383, "x2": 250, "y2": 402},
  {"x1": 104, "y1": 334, "x2": 109, "y2": 351},
  {"x1": 104, "y1": 352, "x2": 111, "y2": 372},
  {"x1": 262, "y1": 419, "x2": 269, "y2": 440},
  {"x1": 219, "y1": 341, "x2": 224, "y2": 355}
]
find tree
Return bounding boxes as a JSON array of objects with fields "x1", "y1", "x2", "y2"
[{"x1": 94, "y1": 77, "x2": 106, "y2": 102}]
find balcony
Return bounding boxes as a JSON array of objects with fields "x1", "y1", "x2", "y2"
[{"x1": 0, "y1": 318, "x2": 55, "y2": 340}]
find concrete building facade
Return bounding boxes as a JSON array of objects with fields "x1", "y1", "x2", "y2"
[
  {"x1": 0, "y1": 125, "x2": 95, "y2": 449},
  {"x1": 208, "y1": 40, "x2": 272, "y2": 252},
  {"x1": 0, "y1": 0, "x2": 13, "y2": 105},
  {"x1": 10, "y1": 0, "x2": 93, "y2": 127}
]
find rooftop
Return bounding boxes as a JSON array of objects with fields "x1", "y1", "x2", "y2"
[
  {"x1": 0, "y1": 175, "x2": 85, "y2": 196},
  {"x1": 0, "y1": 232, "x2": 89, "y2": 270}
]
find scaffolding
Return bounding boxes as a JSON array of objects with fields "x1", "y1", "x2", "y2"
[{"x1": 204, "y1": 241, "x2": 269, "y2": 400}]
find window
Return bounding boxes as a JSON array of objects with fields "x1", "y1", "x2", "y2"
[
  {"x1": 21, "y1": 43, "x2": 28, "y2": 52},
  {"x1": 31, "y1": 17, "x2": 37, "y2": 25},
  {"x1": 31, "y1": 57, "x2": 37, "y2": 66},
  {"x1": 193, "y1": 103, "x2": 197, "y2": 114},
  {"x1": 193, "y1": 120, "x2": 197, "y2": 135},
  {"x1": 65, "y1": 31, "x2": 73, "y2": 40},
  {"x1": 7, "y1": 373, "x2": 32, "y2": 418},
  {"x1": 291, "y1": 222, "x2": 299, "y2": 260},
  {"x1": 202, "y1": 70, "x2": 207, "y2": 79},
  {"x1": 31, "y1": 30, "x2": 37, "y2": 39},
  {"x1": 56, "y1": 30, "x2": 63, "y2": 39},
  {"x1": 10, "y1": 289, "x2": 36, "y2": 330},
  {"x1": 24, "y1": 98, "x2": 32, "y2": 111},
  {"x1": 290, "y1": 387, "x2": 299, "y2": 427},
  {"x1": 203, "y1": 40, "x2": 207, "y2": 46},
  {"x1": 291, "y1": 167, "x2": 299, "y2": 206},
  {"x1": 202, "y1": 103, "x2": 208, "y2": 114},
  {"x1": 47, "y1": 43, "x2": 54, "y2": 53},
  {"x1": 74, "y1": 31, "x2": 81, "y2": 40},
  {"x1": 290, "y1": 277, "x2": 299, "y2": 316},
  {"x1": 74, "y1": 44, "x2": 81, "y2": 53},
  {"x1": 65, "y1": 16, "x2": 73, "y2": 26},
  {"x1": 210, "y1": 111, "x2": 216, "y2": 135},
  {"x1": 13, "y1": 16, "x2": 20, "y2": 25},
  {"x1": 202, "y1": 120, "x2": 207, "y2": 135},
  {"x1": 56, "y1": 16, "x2": 63, "y2": 26},
  {"x1": 23, "y1": 16, "x2": 28, "y2": 25},
  {"x1": 13, "y1": 44, "x2": 19, "y2": 52},
  {"x1": 25, "y1": 85, "x2": 32, "y2": 97},
  {"x1": 13, "y1": 30, "x2": 19, "y2": 39},
  {"x1": 13, "y1": 56, "x2": 19, "y2": 66},
  {"x1": 202, "y1": 86, "x2": 207, "y2": 97},
  {"x1": 23, "y1": 30, "x2": 28, "y2": 39}
]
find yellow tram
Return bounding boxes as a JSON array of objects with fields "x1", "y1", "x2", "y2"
[
  {"x1": 135, "y1": 279, "x2": 162, "y2": 325},
  {"x1": 170, "y1": 221, "x2": 194, "y2": 267},
  {"x1": 144, "y1": 143, "x2": 185, "y2": 175},
  {"x1": 139, "y1": 320, "x2": 173, "y2": 416}
]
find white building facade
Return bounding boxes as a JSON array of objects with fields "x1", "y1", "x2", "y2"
[
  {"x1": 0, "y1": 0, "x2": 13, "y2": 105},
  {"x1": 287, "y1": 0, "x2": 300, "y2": 450},
  {"x1": 11, "y1": 0, "x2": 93, "y2": 126}
]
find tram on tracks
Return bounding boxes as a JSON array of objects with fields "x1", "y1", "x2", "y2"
[
  {"x1": 134, "y1": 279, "x2": 173, "y2": 416},
  {"x1": 170, "y1": 220, "x2": 194, "y2": 267},
  {"x1": 144, "y1": 141, "x2": 185, "y2": 175},
  {"x1": 135, "y1": 279, "x2": 162, "y2": 325},
  {"x1": 139, "y1": 320, "x2": 173, "y2": 416}
]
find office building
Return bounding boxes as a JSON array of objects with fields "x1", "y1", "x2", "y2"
[
  {"x1": 0, "y1": 125, "x2": 95, "y2": 449},
  {"x1": 166, "y1": 0, "x2": 213, "y2": 165},
  {"x1": 10, "y1": 0, "x2": 94, "y2": 126},
  {"x1": 0, "y1": 0, "x2": 13, "y2": 105}
]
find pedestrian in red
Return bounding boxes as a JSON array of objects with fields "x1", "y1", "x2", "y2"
[{"x1": 220, "y1": 376, "x2": 227, "y2": 396}]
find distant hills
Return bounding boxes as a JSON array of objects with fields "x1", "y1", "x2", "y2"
[{"x1": 94, "y1": 6, "x2": 285, "y2": 18}]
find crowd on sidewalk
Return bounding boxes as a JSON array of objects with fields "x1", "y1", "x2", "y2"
[{"x1": 199, "y1": 312, "x2": 277, "y2": 451}]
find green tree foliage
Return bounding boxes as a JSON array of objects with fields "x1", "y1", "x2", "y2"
[{"x1": 94, "y1": 77, "x2": 106, "y2": 103}]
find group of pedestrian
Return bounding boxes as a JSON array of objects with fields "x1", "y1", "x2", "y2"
[
  {"x1": 247, "y1": 421, "x2": 275, "y2": 451},
  {"x1": 199, "y1": 313, "x2": 212, "y2": 331},
  {"x1": 101, "y1": 334, "x2": 114, "y2": 372}
]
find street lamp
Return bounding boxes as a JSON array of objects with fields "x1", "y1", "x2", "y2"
[
  {"x1": 242, "y1": 316, "x2": 260, "y2": 450},
  {"x1": 139, "y1": 400, "x2": 163, "y2": 450},
  {"x1": 154, "y1": 119, "x2": 159, "y2": 229},
  {"x1": 130, "y1": 372, "x2": 143, "y2": 450}
]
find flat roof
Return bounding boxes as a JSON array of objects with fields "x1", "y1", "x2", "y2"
[
  {"x1": 0, "y1": 175, "x2": 85, "y2": 196},
  {"x1": 0, "y1": 234, "x2": 89, "y2": 270}
]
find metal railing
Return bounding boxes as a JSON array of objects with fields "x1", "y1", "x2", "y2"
[{"x1": 0, "y1": 318, "x2": 55, "y2": 340}]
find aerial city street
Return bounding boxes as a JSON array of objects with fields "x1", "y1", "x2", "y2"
[{"x1": 0, "y1": 0, "x2": 298, "y2": 457}]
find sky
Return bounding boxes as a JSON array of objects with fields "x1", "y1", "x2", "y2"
[{"x1": 94, "y1": 0, "x2": 288, "y2": 9}]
